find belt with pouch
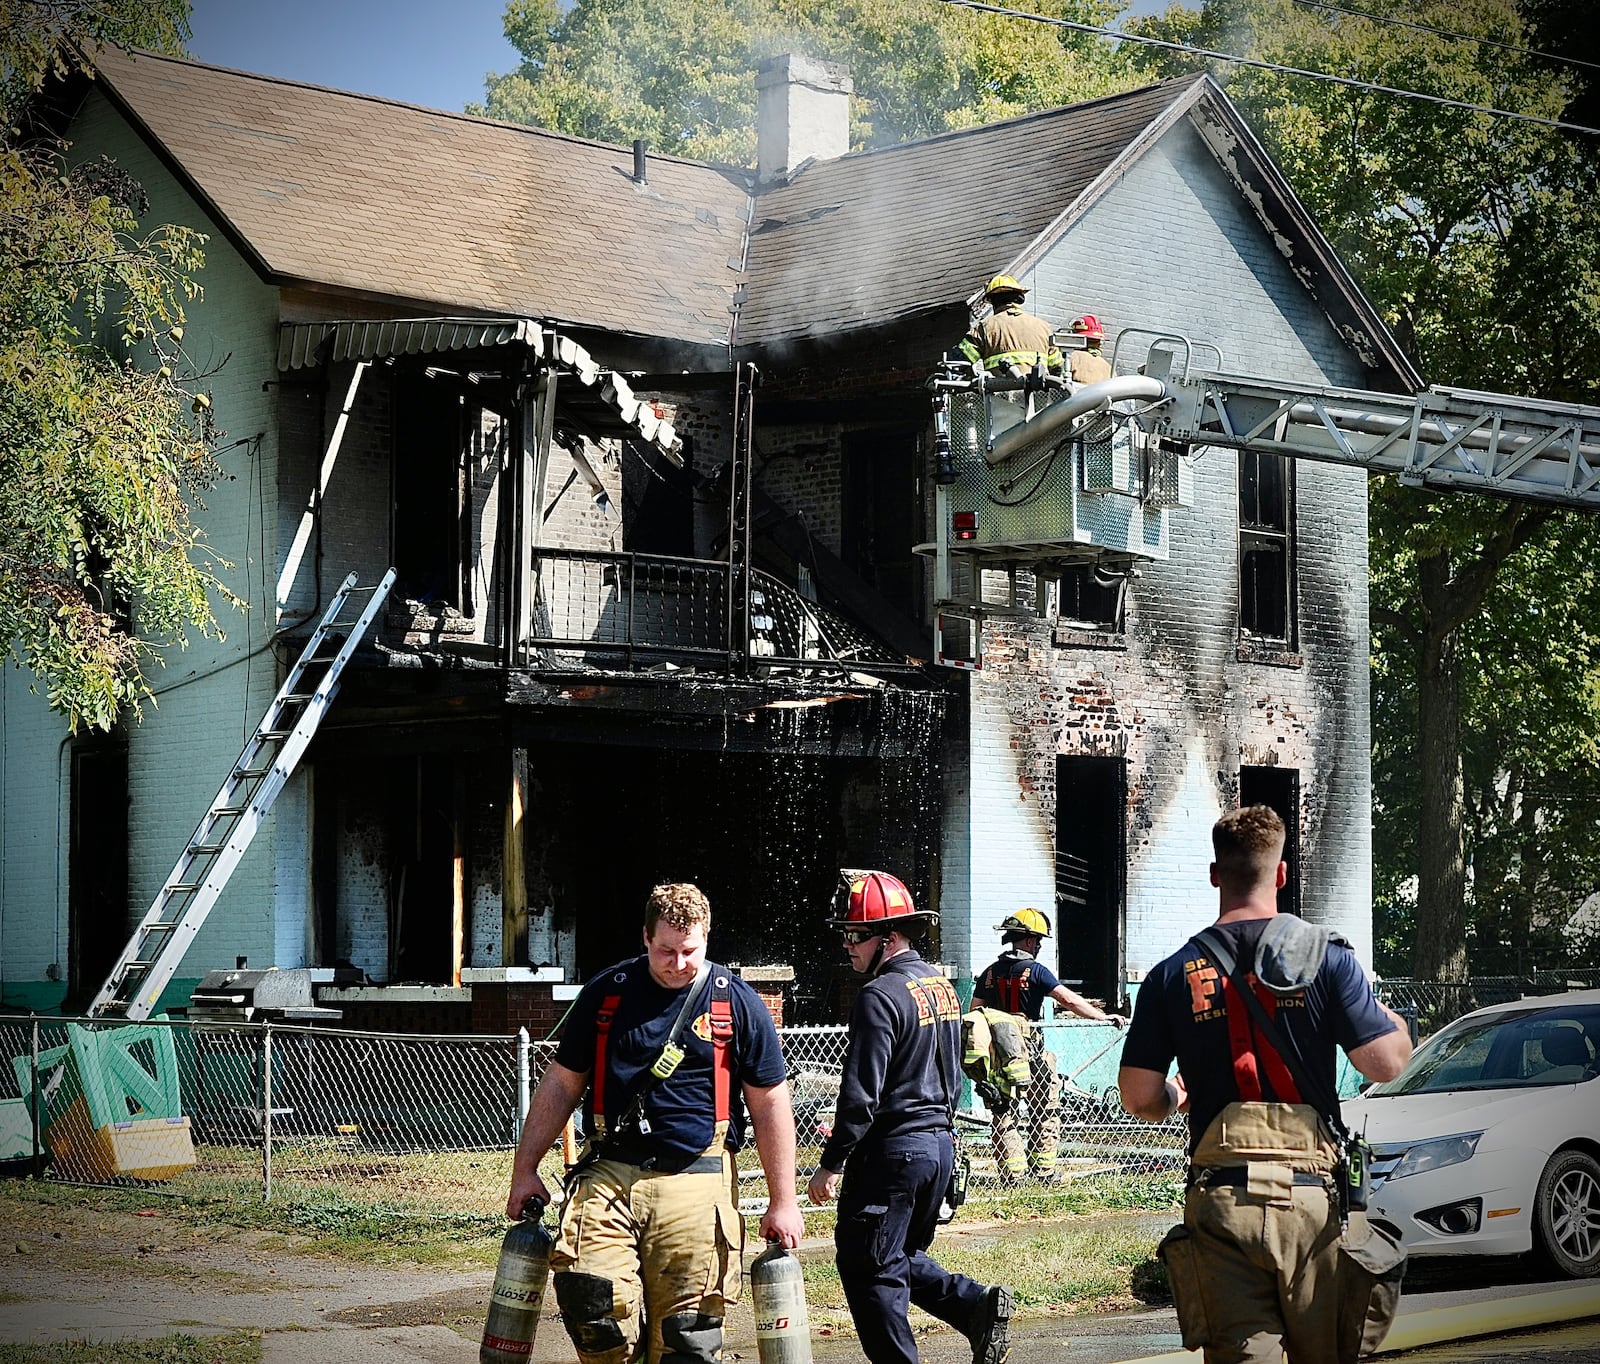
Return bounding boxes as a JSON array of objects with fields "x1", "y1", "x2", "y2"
[
  {"x1": 590, "y1": 1142, "x2": 726, "y2": 1175},
  {"x1": 1188, "y1": 1165, "x2": 1331, "y2": 1190}
]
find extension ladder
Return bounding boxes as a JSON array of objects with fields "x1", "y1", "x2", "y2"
[{"x1": 89, "y1": 569, "x2": 395, "y2": 1021}]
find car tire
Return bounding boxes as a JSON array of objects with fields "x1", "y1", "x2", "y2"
[{"x1": 1534, "y1": 1148, "x2": 1600, "y2": 1278}]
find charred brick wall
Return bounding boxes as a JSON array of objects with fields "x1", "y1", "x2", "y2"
[{"x1": 952, "y1": 119, "x2": 1376, "y2": 989}]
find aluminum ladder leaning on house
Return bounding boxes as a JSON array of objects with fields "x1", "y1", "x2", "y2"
[{"x1": 88, "y1": 569, "x2": 396, "y2": 1022}]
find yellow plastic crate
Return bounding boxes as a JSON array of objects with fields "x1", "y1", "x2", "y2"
[{"x1": 46, "y1": 1096, "x2": 194, "y2": 1183}]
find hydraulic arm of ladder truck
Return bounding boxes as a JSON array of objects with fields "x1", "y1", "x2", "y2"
[{"x1": 922, "y1": 343, "x2": 1600, "y2": 662}]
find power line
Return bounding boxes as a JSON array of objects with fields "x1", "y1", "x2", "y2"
[
  {"x1": 1290, "y1": 0, "x2": 1600, "y2": 75},
  {"x1": 936, "y1": 0, "x2": 1600, "y2": 137}
]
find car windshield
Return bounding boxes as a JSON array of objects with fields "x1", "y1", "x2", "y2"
[{"x1": 1369, "y1": 1003, "x2": 1600, "y2": 1096}]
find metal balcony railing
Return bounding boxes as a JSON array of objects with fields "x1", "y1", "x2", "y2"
[{"x1": 526, "y1": 549, "x2": 917, "y2": 674}]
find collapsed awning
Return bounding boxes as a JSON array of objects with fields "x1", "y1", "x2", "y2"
[{"x1": 276, "y1": 316, "x2": 680, "y2": 457}]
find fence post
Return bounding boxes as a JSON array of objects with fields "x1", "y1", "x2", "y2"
[
  {"x1": 517, "y1": 1027, "x2": 531, "y2": 1141},
  {"x1": 29, "y1": 1020, "x2": 41, "y2": 1180},
  {"x1": 262, "y1": 1023, "x2": 274, "y2": 1203}
]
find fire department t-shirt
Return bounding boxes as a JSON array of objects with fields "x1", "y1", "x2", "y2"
[
  {"x1": 972, "y1": 950, "x2": 1061, "y2": 1020},
  {"x1": 1120, "y1": 917, "x2": 1395, "y2": 1155},
  {"x1": 556, "y1": 955, "x2": 787, "y2": 1165}
]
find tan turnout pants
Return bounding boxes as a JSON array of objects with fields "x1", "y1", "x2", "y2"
[
  {"x1": 990, "y1": 1036, "x2": 1061, "y2": 1179},
  {"x1": 551, "y1": 1150, "x2": 744, "y2": 1364},
  {"x1": 1179, "y1": 1103, "x2": 1347, "y2": 1364}
]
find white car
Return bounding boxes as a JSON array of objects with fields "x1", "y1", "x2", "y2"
[{"x1": 1342, "y1": 989, "x2": 1600, "y2": 1278}]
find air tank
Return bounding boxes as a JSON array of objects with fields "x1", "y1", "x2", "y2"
[
  {"x1": 481, "y1": 1197, "x2": 554, "y2": 1362},
  {"x1": 750, "y1": 1238, "x2": 813, "y2": 1364}
]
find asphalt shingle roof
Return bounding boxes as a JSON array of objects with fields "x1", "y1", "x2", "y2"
[
  {"x1": 737, "y1": 79, "x2": 1201, "y2": 346},
  {"x1": 90, "y1": 49, "x2": 752, "y2": 346}
]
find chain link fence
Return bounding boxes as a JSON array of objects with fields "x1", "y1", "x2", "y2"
[
  {"x1": 9, "y1": 971, "x2": 1593, "y2": 1217},
  {"x1": 1375, "y1": 968, "x2": 1600, "y2": 1037}
]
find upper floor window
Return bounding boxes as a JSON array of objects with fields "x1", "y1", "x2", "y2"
[
  {"x1": 1238, "y1": 450, "x2": 1294, "y2": 644},
  {"x1": 1056, "y1": 563, "x2": 1126, "y2": 632}
]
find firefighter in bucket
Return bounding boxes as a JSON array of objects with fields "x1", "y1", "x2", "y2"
[
  {"x1": 505, "y1": 883, "x2": 803, "y2": 1364},
  {"x1": 970, "y1": 908, "x2": 1121, "y2": 1184}
]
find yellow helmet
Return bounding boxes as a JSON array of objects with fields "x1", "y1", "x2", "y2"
[
  {"x1": 984, "y1": 274, "x2": 1027, "y2": 300},
  {"x1": 996, "y1": 908, "x2": 1051, "y2": 938}
]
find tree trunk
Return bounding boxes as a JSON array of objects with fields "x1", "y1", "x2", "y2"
[{"x1": 1412, "y1": 552, "x2": 1470, "y2": 982}]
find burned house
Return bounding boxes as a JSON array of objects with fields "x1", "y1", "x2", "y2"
[{"x1": 0, "y1": 49, "x2": 1414, "y2": 1025}]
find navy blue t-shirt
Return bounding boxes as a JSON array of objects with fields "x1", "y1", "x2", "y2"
[
  {"x1": 972, "y1": 950, "x2": 1061, "y2": 1021},
  {"x1": 1121, "y1": 918, "x2": 1395, "y2": 1154},
  {"x1": 556, "y1": 956, "x2": 787, "y2": 1165}
]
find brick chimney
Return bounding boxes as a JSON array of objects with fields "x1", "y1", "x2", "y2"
[{"x1": 757, "y1": 53, "x2": 851, "y2": 184}]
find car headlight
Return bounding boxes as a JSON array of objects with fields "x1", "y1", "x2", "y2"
[{"x1": 1389, "y1": 1132, "x2": 1483, "y2": 1180}]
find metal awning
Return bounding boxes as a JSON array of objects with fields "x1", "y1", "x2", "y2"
[{"x1": 276, "y1": 316, "x2": 679, "y2": 457}]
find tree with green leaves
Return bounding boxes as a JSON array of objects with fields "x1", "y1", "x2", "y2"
[
  {"x1": 1128, "y1": 0, "x2": 1600, "y2": 979},
  {"x1": 474, "y1": 0, "x2": 1136, "y2": 163},
  {"x1": 3, "y1": 0, "x2": 233, "y2": 732}
]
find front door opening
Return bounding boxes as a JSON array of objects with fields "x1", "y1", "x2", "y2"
[
  {"x1": 1239, "y1": 765, "x2": 1301, "y2": 917},
  {"x1": 1055, "y1": 755, "x2": 1127, "y2": 1010}
]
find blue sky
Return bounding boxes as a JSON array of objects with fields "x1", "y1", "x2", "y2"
[
  {"x1": 186, "y1": 0, "x2": 1179, "y2": 115},
  {"x1": 186, "y1": 0, "x2": 522, "y2": 112}
]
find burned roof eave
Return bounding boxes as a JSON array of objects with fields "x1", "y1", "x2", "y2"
[{"x1": 1183, "y1": 84, "x2": 1422, "y2": 392}]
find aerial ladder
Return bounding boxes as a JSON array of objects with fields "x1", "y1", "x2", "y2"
[
  {"x1": 924, "y1": 335, "x2": 1600, "y2": 664},
  {"x1": 88, "y1": 569, "x2": 395, "y2": 1020}
]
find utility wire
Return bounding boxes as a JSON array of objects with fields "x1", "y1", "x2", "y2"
[
  {"x1": 936, "y1": 0, "x2": 1600, "y2": 137},
  {"x1": 1290, "y1": 0, "x2": 1600, "y2": 74}
]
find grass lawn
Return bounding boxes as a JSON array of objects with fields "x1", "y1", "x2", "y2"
[{"x1": 0, "y1": 1334, "x2": 262, "y2": 1364}]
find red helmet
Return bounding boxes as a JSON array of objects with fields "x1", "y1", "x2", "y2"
[
  {"x1": 1070, "y1": 314, "x2": 1104, "y2": 340},
  {"x1": 828, "y1": 869, "x2": 939, "y2": 932}
]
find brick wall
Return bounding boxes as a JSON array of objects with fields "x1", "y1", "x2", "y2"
[
  {"x1": 956, "y1": 122, "x2": 1376, "y2": 979},
  {"x1": 471, "y1": 983, "x2": 564, "y2": 1037}
]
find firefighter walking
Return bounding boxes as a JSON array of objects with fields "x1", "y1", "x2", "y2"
[
  {"x1": 1117, "y1": 808, "x2": 1413, "y2": 1364},
  {"x1": 505, "y1": 883, "x2": 804, "y2": 1364},
  {"x1": 807, "y1": 871, "x2": 1013, "y2": 1364},
  {"x1": 971, "y1": 908, "x2": 1121, "y2": 1183}
]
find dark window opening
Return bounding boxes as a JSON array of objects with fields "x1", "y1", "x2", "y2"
[
  {"x1": 1239, "y1": 450, "x2": 1294, "y2": 643},
  {"x1": 1239, "y1": 765, "x2": 1301, "y2": 917},
  {"x1": 842, "y1": 428, "x2": 922, "y2": 620},
  {"x1": 1056, "y1": 564, "x2": 1126, "y2": 631},
  {"x1": 1055, "y1": 755, "x2": 1127, "y2": 1010},
  {"x1": 621, "y1": 437, "x2": 694, "y2": 556},
  {"x1": 68, "y1": 741, "x2": 128, "y2": 1009},
  {"x1": 394, "y1": 382, "x2": 466, "y2": 608}
]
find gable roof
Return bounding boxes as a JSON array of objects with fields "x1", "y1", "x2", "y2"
[
  {"x1": 82, "y1": 48, "x2": 751, "y2": 348},
  {"x1": 738, "y1": 74, "x2": 1419, "y2": 389},
  {"x1": 73, "y1": 51, "x2": 1416, "y2": 389},
  {"x1": 737, "y1": 79, "x2": 1196, "y2": 348}
]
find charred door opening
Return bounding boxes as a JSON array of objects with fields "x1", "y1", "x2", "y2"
[
  {"x1": 317, "y1": 752, "x2": 476, "y2": 984},
  {"x1": 68, "y1": 741, "x2": 128, "y2": 1008},
  {"x1": 1239, "y1": 766, "x2": 1301, "y2": 916},
  {"x1": 842, "y1": 428, "x2": 921, "y2": 620},
  {"x1": 621, "y1": 438, "x2": 693, "y2": 555},
  {"x1": 393, "y1": 381, "x2": 465, "y2": 607},
  {"x1": 1055, "y1": 755, "x2": 1126, "y2": 1009}
]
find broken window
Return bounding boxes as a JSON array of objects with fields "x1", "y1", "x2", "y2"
[
  {"x1": 1056, "y1": 563, "x2": 1126, "y2": 631},
  {"x1": 1239, "y1": 765, "x2": 1301, "y2": 917},
  {"x1": 1238, "y1": 450, "x2": 1294, "y2": 644}
]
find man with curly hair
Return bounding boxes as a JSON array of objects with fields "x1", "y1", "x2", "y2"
[{"x1": 508, "y1": 883, "x2": 803, "y2": 1364}]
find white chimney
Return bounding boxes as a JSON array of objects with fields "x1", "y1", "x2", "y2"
[{"x1": 757, "y1": 53, "x2": 852, "y2": 184}]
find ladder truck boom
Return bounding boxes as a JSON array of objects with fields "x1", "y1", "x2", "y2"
[{"x1": 1159, "y1": 373, "x2": 1600, "y2": 509}]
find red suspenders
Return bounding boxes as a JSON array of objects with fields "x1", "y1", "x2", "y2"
[
  {"x1": 709, "y1": 992, "x2": 734, "y2": 1122},
  {"x1": 1222, "y1": 975, "x2": 1302, "y2": 1104},
  {"x1": 592, "y1": 993, "x2": 623, "y2": 1118},
  {"x1": 590, "y1": 981, "x2": 734, "y2": 1125}
]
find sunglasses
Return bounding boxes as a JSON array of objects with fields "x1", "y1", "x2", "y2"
[{"x1": 841, "y1": 929, "x2": 882, "y2": 946}]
